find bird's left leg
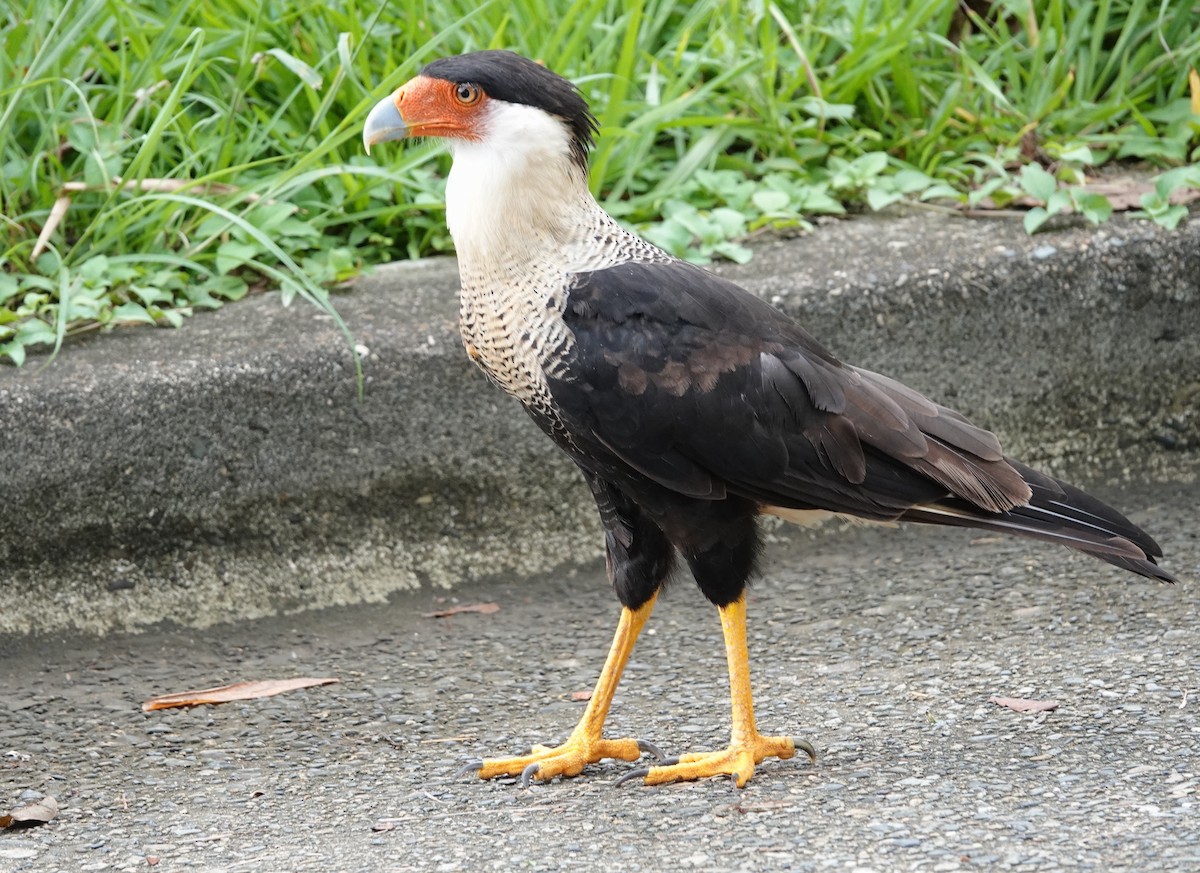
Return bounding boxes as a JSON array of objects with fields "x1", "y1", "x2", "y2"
[
  {"x1": 463, "y1": 592, "x2": 662, "y2": 786},
  {"x1": 619, "y1": 594, "x2": 815, "y2": 788}
]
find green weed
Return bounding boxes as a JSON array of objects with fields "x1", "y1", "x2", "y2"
[{"x1": 2, "y1": 0, "x2": 1198, "y2": 363}]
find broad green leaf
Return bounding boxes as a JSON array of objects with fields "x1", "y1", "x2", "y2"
[
  {"x1": 215, "y1": 241, "x2": 260, "y2": 275},
  {"x1": 968, "y1": 176, "x2": 1010, "y2": 206},
  {"x1": 111, "y1": 302, "x2": 157, "y2": 324},
  {"x1": 1019, "y1": 164, "x2": 1057, "y2": 204},
  {"x1": 1076, "y1": 193, "x2": 1113, "y2": 225},
  {"x1": 892, "y1": 169, "x2": 935, "y2": 194},
  {"x1": 1023, "y1": 206, "x2": 1050, "y2": 234},
  {"x1": 711, "y1": 207, "x2": 747, "y2": 239},
  {"x1": 204, "y1": 275, "x2": 250, "y2": 301},
  {"x1": 713, "y1": 241, "x2": 753, "y2": 264},
  {"x1": 1155, "y1": 166, "x2": 1200, "y2": 199},
  {"x1": 1052, "y1": 143, "x2": 1097, "y2": 165},
  {"x1": 752, "y1": 190, "x2": 790, "y2": 213},
  {"x1": 78, "y1": 255, "x2": 111, "y2": 284},
  {"x1": 1046, "y1": 190, "x2": 1072, "y2": 215},
  {"x1": 851, "y1": 152, "x2": 889, "y2": 179},
  {"x1": 0, "y1": 273, "x2": 18, "y2": 305},
  {"x1": 130, "y1": 285, "x2": 175, "y2": 306},
  {"x1": 17, "y1": 318, "x2": 56, "y2": 345},
  {"x1": 1149, "y1": 204, "x2": 1188, "y2": 229},
  {"x1": 866, "y1": 187, "x2": 904, "y2": 211},
  {"x1": 919, "y1": 184, "x2": 964, "y2": 202},
  {"x1": 1, "y1": 340, "x2": 26, "y2": 366},
  {"x1": 1139, "y1": 191, "x2": 1168, "y2": 213},
  {"x1": 1116, "y1": 137, "x2": 1187, "y2": 163},
  {"x1": 795, "y1": 187, "x2": 845, "y2": 213}
]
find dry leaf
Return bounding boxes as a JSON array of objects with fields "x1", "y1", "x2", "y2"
[
  {"x1": 570, "y1": 690, "x2": 593, "y2": 702},
  {"x1": 423, "y1": 602, "x2": 500, "y2": 618},
  {"x1": 990, "y1": 696, "x2": 1060, "y2": 714},
  {"x1": 142, "y1": 677, "x2": 339, "y2": 711},
  {"x1": 1, "y1": 795, "x2": 59, "y2": 828},
  {"x1": 1078, "y1": 178, "x2": 1200, "y2": 211},
  {"x1": 31, "y1": 196, "x2": 71, "y2": 260},
  {"x1": 973, "y1": 176, "x2": 1200, "y2": 213}
]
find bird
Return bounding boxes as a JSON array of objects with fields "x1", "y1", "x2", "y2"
[{"x1": 363, "y1": 50, "x2": 1174, "y2": 789}]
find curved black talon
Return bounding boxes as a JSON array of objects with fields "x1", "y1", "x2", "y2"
[
  {"x1": 520, "y1": 762, "x2": 541, "y2": 789},
  {"x1": 793, "y1": 737, "x2": 817, "y2": 762},
  {"x1": 636, "y1": 738, "x2": 668, "y2": 761},
  {"x1": 613, "y1": 766, "x2": 651, "y2": 787},
  {"x1": 454, "y1": 758, "x2": 484, "y2": 780}
]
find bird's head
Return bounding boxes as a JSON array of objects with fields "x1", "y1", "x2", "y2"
[
  {"x1": 363, "y1": 50, "x2": 597, "y2": 176},
  {"x1": 364, "y1": 51, "x2": 604, "y2": 264}
]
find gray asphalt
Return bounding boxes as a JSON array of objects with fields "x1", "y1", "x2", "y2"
[{"x1": 1, "y1": 477, "x2": 1196, "y2": 872}]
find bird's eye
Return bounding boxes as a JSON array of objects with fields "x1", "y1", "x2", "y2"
[{"x1": 454, "y1": 83, "x2": 481, "y2": 105}]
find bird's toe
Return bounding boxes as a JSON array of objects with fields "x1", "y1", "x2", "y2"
[
  {"x1": 519, "y1": 762, "x2": 542, "y2": 789},
  {"x1": 793, "y1": 737, "x2": 817, "y2": 762},
  {"x1": 613, "y1": 766, "x2": 652, "y2": 787},
  {"x1": 454, "y1": 757, "x2": 485, "y2": 780},
  {"x1": 635, "y1": 738, "x2": 669, "y2": 761}
]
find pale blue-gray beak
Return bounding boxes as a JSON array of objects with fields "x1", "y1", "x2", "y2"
[{"x1": 363, "y1": 94, "x2": 408, "y2": 154}]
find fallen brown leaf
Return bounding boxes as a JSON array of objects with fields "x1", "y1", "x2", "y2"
[
  {"x1": 990, "y1": 696, "x2": 1060, "y2": 714},
  {"x1": 1, "y1": 795, "x2": 59, "y2": 828},
  {"x1": 1078, "y1": 178, "x2": 1200, "y2": 211},
  {"x1": 973, "y1": 176, "x2": 1200, "y2": 214},
  {"x1": 142, "y1": 677, "x2": 339, "y2": 711},
  {"x1": 423, "y1": 602, "x2": 500, "y2": 618}
]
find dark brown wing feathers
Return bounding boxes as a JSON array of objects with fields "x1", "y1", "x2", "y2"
[{"x1": 546, "y1": 260, "x2": 1172, "y2": 583}]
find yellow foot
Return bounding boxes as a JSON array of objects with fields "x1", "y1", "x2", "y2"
[
  {"x1": 458, "y1": 736, "x2": 665, "y2": 788},
  {"x1": 617, "y1": 734, "x2": 815, "y2": 789}
]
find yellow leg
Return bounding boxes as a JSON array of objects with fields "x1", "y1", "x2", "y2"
[
  {"x1": 633, "y1": 594, "x2": 814, "y2": 788},
  {"x1": 467, "y1": 592, "x2": 661, "y2": 785}
]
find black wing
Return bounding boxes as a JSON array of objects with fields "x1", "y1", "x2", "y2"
[{"x1": 545, "y1": 260, "x2": 1172, "y2": 582}]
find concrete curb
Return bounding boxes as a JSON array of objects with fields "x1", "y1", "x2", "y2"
[{"x1": 2, "y1": 213, "x2": 1197, "y2": 635}]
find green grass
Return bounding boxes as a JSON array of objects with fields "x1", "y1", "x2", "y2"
[{"x1": 2, "y1": 0, "x2": 1199, "y2": 364}]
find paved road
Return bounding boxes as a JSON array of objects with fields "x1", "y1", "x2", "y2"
[{"x1": 1, "y1": 479, "x2": 1196, "y2": 872}]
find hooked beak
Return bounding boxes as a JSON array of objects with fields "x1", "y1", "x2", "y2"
[{"x1": 363, "y1": 92, "x2": 408, "y2": 154}]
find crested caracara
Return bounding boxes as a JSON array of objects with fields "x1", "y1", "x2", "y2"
[{"x1": 364, "y1": 50, "x2": 1173, "y2": 788}]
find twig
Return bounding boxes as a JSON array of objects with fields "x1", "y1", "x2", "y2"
[
  {"x1": 30, "y1": 177, "x2": 261, "y2": 260},
  {"x1": 31, "y1": 195, "x2": 71, "y2": 260}
]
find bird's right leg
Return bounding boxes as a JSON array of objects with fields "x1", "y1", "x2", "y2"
[
  {"x1": 459, "y1": 472, "x2": 672, "y2": 786},
  {"x1": 464, "y1": 593, "x2": 661, "y2": 786}
]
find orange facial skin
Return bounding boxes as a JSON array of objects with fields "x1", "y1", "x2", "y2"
[{"x1": 391, "y1": 75, "x2": 488, "y2": 141}]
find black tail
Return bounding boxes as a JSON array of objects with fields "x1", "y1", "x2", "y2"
[{"x1": 901, "y1": 460, "x2": 1175, "y2": 583}]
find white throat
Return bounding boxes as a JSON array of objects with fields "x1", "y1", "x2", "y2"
[{"x1": 445, "y1": 100, "x2": 593, "y2": 273}]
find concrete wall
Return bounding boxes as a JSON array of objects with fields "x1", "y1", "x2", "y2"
[{"x1": 1, "y1": 214, "x2": 1196, "y2": 635}]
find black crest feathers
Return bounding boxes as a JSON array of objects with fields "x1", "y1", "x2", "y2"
[{"x1": 422, "y1": 51, "x2": 598, "y2": 172}]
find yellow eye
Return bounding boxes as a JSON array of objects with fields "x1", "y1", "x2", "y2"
[{"x1": 454, "y1": 83, "x2": 482, "y2": 105}]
